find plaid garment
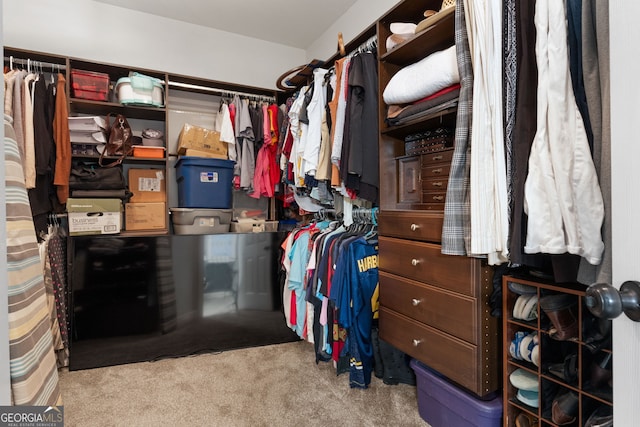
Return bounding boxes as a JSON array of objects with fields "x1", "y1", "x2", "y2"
[{"x1": 441, "y1": 0, "x2": 473, "y2": 255}]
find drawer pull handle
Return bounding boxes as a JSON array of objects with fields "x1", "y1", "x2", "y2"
[
  {"x1": 410, "y1": 223, "x2": 419, "y2": 231},
  {"x1": 412, "y1": 339, "x2": 423, "y2": 347},
  {"x1": 411, "y1": 298, "x2": 423, "y2": 306},
  {"x1": 432, "y1": 168, "x2": 443, "y2": 174},
  {"x1": 411, "y1": 259, "x2": 420, "y2": 266},
  {"x1": 432, "y1": 155, "x2": 443, "y2": 161},
  {"x1": 432, "y1": 181, "x2": 443, "y2": 187},
  {"x1": 433, "y1": 195, "x2": 444, "y2": 201}
]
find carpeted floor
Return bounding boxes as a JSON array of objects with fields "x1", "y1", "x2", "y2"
[{"x1": 59, "y1": 340, "x2": 429, "y2": 426}]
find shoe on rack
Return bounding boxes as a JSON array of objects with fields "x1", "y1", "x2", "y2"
[
  {"x1": 584, "y1": 405, "x2": 613, "y2": 427},
  {"x1": 509, "y1": 281, "x2": 538, "y2": 295},
  {"x1": 547, "y1": 353, "x2": 578, "y2": 386},
  {"x1": 515, "y1": 412, "x2": 537, "y2": 427},
  {"x1": 510, "y1": 368, "x2": 539, "y2": 392},
  {"x1": 551, "y1": 391, "x2": 579, "y2": 425},
  {"x1": 589, "y1": 352, "x2": 613, "y2": 390},
  {"x1": 540, "y1": 294, "x2": 579, "y2": 340},
  {"x1": 516, "y1": 389, "x2": 539, "y2": 408},
  {"x1": 519, "y1": 332, "x2": 538, "y2": 364},
  {"x1": 514, "y1": 294, "x2": 539, "y2": 321}
]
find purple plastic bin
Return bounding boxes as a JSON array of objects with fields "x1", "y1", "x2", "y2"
[{"x1": 410, "y1": 359, "x2": 503, "y2": 427}]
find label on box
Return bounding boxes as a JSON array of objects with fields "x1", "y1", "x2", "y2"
[
  {"x1": 200, "y1": 172, "x2": 219, "y2": 183},
  {"x1": 138, "y1": 177, "x2": 162, "y2": 192},
  {"x1": 69, "y1": 212, "x2": 121, "y2": 235},
  {"x1": 198, "y1": 217, "x2": 217, "y2": 227}
]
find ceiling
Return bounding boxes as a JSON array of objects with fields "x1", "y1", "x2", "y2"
[{"x1": 94, "y1": 0, "x2": 359, "y2": 49}]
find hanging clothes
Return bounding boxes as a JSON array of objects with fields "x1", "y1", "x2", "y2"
[
  {"x1": 523, "y1": 0, "x2": 604, "y2": 265},
  {"x1": 508, "y1": 0, "x2": 541, "y2": 267},
  {"x1": 577, "y1": 0, "x2": 611, "y2": 284},
  {"x1": 343, "y1": 52, "x2": 379, "y2": 204},
  {"x1": 303, "y1": 68, "x2": 329, "y2": 177},
  {"x1": 28, "y1": 74, "x2": 58, "y2": 237},
  {"x1": 5, "y1": 113, "x2": 62, "y2": 405},
  {"x1": 46, "y1": 226, "x2": 71, "y2": 366},
  {"x1": 53, "y1": 73, "x2": 71, "y2": 204},
  {"x1": 23, "y1": 73, "x2": 37, "y2": 190},
  {"x1": 235, "y1": 96, "x2": 256, "y2": 191},
  {"x1": 442, "y1": 0, "x2": 474, "y2": 256},
  {"x1": 467, "y1": 0, "x2": 509, "y2": 265},
  {"x1": 281, "y1": 211, "x2": 379, "y2": 389},
  {"x1": 216, "y1": 102, "x2": 237, "y2": 164}
]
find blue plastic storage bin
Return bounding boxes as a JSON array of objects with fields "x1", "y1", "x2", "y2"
[
  {"x1": 175, "y1": 157, "x2": 235, "y2": 209},
  {"x1": 410, "y1": 359, "x2": 502, "y2": 427}
]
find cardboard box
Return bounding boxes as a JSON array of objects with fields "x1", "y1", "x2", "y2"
[
  {"x1": 125, "y1": 202, "x2": 166, "y2": 231},
  {"x1": 67, "y1": 198, "x2": 122, "y2": 236},
  {"x1": 182, "y1": 148, "x2": 227, "y2": 160},
  {"x1": 128, "y1": 168, "x2": 166, "y2": 203},
  {"x1": 177, "y1": 123, "x2": 228, "y2": 157}
]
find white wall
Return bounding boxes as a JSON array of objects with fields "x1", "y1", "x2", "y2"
[
  {"x1": 3, "y1": 0, "x2": 306, "y2": 90},
  {"x1": 306, "y1": 0, "x2": 398, "y2": 61},
  {"x1": 4, "y1": 0, "x2": 400, "y2": 89}
]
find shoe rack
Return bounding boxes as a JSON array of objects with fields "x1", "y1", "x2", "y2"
[{"x1": 502, "y1": 274, "x2": 613, "y2": 426}]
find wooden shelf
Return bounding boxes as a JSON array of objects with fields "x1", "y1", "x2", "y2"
[
  {"x1": 380, "y1": 12, "x2": 455, "y2": 66},
  {"x1": 71, "y1": 154, "x2": 166, "y2": 164},
  {"x1": 69, "y1": 99, "x2": 166, "y2": 121},
  {"x1": 503, "y1": 275, "x2": 613, "y2": 426}
]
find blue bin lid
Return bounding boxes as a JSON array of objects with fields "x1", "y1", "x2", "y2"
[{"x1": 175, "y1": 156, "x2": 235, "y2": 169}]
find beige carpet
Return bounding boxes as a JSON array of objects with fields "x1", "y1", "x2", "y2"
[{"x1": 59, "y1": 341, "x2": 429, "y2": 426}]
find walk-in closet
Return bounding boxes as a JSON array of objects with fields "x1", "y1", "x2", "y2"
[{"x1": 2, "y1": 1, "x2": 638, "y2": 426}]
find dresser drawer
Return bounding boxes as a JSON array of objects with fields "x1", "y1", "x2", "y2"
[
  {"x1": 378, "y1": 236, "x2": 477, "y2": 296},
  {"x1": 379, "y1": 307, "x2": 479, "y2": 394},
  {"x1": 422, "y1": 162, "x2": 451, "y2": 179},
  {"x1": 421, "y1": 191, "x2": 447, "y2": 204},
  {"x1": 380, "y1": 271, "x2": 477, "y2": 344},
  {"x1": 421, "y1": 148, "x2": 454, "y2": 166},
  {"x1": 422, "y1": 176, "x2": 449, "y2": 193},
  {"x1": 378, "y1": 211, "x2": 443, "y2": 242}
]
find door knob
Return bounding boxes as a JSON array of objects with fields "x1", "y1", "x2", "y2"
[{"x1": 585, "y1": 281, "x2": 640, "y2": 322}]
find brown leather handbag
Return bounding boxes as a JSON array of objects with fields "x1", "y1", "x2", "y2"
[{"x1": 99, "y1": 113, "x2": 133, "y2": 167}]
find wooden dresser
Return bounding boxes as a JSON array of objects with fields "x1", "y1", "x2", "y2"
[{"x1": 376, "y1": 0, "x2": 500, "y2": 397}]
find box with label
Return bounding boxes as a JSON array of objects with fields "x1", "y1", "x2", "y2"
[
  {"x1": 128, "y1": 168, "x2": 166, "y2": 203},
  {"x1": 125, "y1": 202, "x2": 166, "y2": 231},
  {"x1": 67, "y1": 198, "x2": 122, "y2": 236},
  {"x1": 177, "y1": 123, "x2": 228, "y2": 157}
]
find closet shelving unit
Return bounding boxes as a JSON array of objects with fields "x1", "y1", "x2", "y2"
[
  {"x1": 375, "y1": 0, "x2": 500, "y2": 397},
  {"x1": 4, "y1": 46, "x2": 280, "y2": 236},
  {"x1": 502, "y1": 275, "x2": 613, "y2": 426}
]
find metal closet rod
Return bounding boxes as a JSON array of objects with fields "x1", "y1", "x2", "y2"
[
  {"x1": 3, "y1": 55, "x2": 67, "y2": 71},
  {"x1": 167, "y1": 81, "x2": 275, "y2": 102}
]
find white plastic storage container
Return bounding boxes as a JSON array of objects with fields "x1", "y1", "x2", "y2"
[
  {"x1": 115, "y1": 72, "x2": 164, "y2": 107},
  {"x1": 170, "y1": 208, "x2": 232, "y2": 235}
]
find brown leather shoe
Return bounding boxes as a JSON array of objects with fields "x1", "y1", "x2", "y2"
[
  {"x1": 515, "y1": 412, "x2": 537, "y2": 427},
  {"x1": 540, "y1": 294, "x2": 579, "y2": 340},
  {"x1": 551, "y1": 391, "x2": 579, "y2": 425}
]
